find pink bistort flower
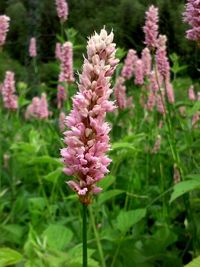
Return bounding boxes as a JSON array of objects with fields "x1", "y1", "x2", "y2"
[
  {"x1": 143, "y1": 5, "x2": 159, "y2": 49},
  {"x1": 121, "y1": 49, "x2": 138, "y2": 80},
  {"x1": 57, "y1": 41, "x2": 74, "y2": 108},
  {"x1": 55, "y1": 42, "x2": 62, "y2": 60},
  {"x1": 55, "y1": 0, "x2": 68, "y2": 22},
  {"x1": 29, "y1": 37, "x2": 37, "y2": 58},
  {"x1": 114, "y1": 77, "x2": 128, "y2": 110},
  {"x1": 188, "y1": 85, "x2": 196, "y2": 101},
  {"x1": 25, "y1": 94, "x2": 49, "y2": 120},
  {"x1": 156, "y1": 35, "x2": 170, "y2": 80},
  {"x1": 59, "y1": 42, "x2": 74, "y2": 83},
  {"x1": 61, "y1": 29, "x2": 119, "y2": 204},
  {"x1": 141, "y1": 47, "x2": 152, "y2": 77},
  {"x1": 1, "y1": 71, "x2": 18, "y2": 110},
  {"x1": 183, "y1": 0, "x2": 200, "y2": 43},
  {"x1": 0, "y1": 15, "x2": 10, "y2": 47},
  {"x1": 59, "y1": 111, "x2": 66, "y2": 132},
  {"x1": 134, "y1": 59, "x2": 144, "y2": 85},
  {"x1": 166, "y1": 81, "x2": 175, "y2": 104}
]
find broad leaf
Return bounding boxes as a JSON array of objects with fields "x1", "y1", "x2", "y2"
[
  {"x1": 170, "y1": 179, "x2": 200, "y2": 203},
  {"x1": 98, "y1": 189, "x2": 124, "y2": 205},
  {"x1": 116, "y1": 209, "x2": 147, "y2": 233},
  {"x1": 0, "y1": 248, "x2": 23, "y2": 266},
  {"x1": 43, "y1": 224, "x2": 73, "y2": 250}
]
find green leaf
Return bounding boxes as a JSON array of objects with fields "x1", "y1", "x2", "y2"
[
  {"x1": 111, "y1": 142, "x2": 138, "y2": 152},
  {"x1": 43, "y1": 224, "x2": 73, "y2": 250},
  {"x1": 170, "y1": 179, "x2": 200, "y2": 203},
  {"x1": 98, "y1": 189, "x2": 124, "y2": 205},
  {"x1": 184, "y1": 256, "x2": 200, "y2": 267},
  {"x1": 116, "y1": 209, "x2": 147, "y2": 233},
  {"x1": 28, "y1": 156, "x2": 62, "y2": 166},
  {"x1": 0, "y1": 224, "x2": 24, "y2": 245},
  {"x1": 0, "y1": 248, "x2": 23, "y2": 266},
  {"x1": 97, "y1": 175, "x2": 115, "y2": 190},
  {"x1": 43, "y1": 168, "x2": 62, "y2": 183},
  {"x1": 186, "y1": 174, "x2": 200, "y2": 181}
]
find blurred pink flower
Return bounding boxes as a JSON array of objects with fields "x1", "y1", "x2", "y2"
[
  {"x1": 1, "y1": 71, "x2": 18, "y2": 110},
  {"x1": 166, "y1": 81, "x2": 175, "y2": 104},
  {"x1": 55, "y1": 0, "x2": 68, "y2": 22},
  {"x1": 29, "y1": 37, "x2": 37, "y2": 58},
  {"x1": 25, "y1": 94, "x2": 49, "y2": 120},
  {"x1": 156, "y1": 92, "x2": 166, "y2": 115},
  {"x1": 134, "y1": 59, "x2": 144, "y2": 85},
  {"x1": 59, "y1": 42, "x2": 74, "y2": 83},
  {"x1": 57, "y1": 84, "x2": 67, "y2": 109},
  {"x1": 192, "y1": 111, "x2": 199, "y2": 127},
  {"x1": 143, "y1": 5, "x2": 159, "y2": 49},
  {"x1": 183, "y1": 0, "x2": 200, "y2": 43},
  {"x1": 152, "y1": 135, "x2": 161, "y2": 154},
  {"x1": 141, "y1": 47, "x2": 152, "y2": 77},
  {"x1": 114, "y1": 76, "x2": 130, "y2": 110},
  {"x1": 188, "y1": 85, "x2": 196, "y2": 101},
  {"x1": 147, "y1": 91, "x2": 156, "y2": 111},
  {"x1": 0, "y1": 15, "x2": 10, "y2": 47},
  {"x1": 38, "y1": 93, "x2": 49, "y2": 119},
  {"x1": 59, "y1": 111, "x2": 66, "y2": 132},
  {"x1": 55, "y1": 42, "x2": 62, "y2": 60},
  {"x1": 57, "y1": 41, "x2": 74, "y2": 108},
  {"x1": 61, "y1": 29, "x2": 119, "y2": 204},
  {"x1": 121, "y1": 49, "x2": 138, "y2": 80},
  {"x1": 156, "y1": 35, "x2": 170, "y2": 80}
]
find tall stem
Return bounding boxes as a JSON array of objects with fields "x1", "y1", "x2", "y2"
[
  {"x1": 89, "y1": 206, "x2": 106, "y2": 267},
  {"x1": 82, "y1": 204, "x2": 88, "y2": 267}
]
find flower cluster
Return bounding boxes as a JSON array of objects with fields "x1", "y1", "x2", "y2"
[
  {"x1": 121, "y1": 49, "x2": 138, "y2": 80},
  {"x1": 57, "y1": 42, "x2": 74, "y2": 108},
  {"x1": 1, "y1": 71, "x2": 18, "y2": 110},
  {"x1": 143, "y1": 5, "x2": 159, "y2": 49},
  {"x1": 55, "y1": 42, "x2": 62, "y2": 60},
  {"x1": 183, "y1": 0, "x2": 200, "y2": 43},
  {"x1": 55, "y1": 0, "x2": 68, "y2": 22},
  {"x1": 61, "y1": 29, "x2": 119, "y2": 204},
  {"x1": 114, "y1": 76, "x2": 132, "y2": 110},
  {"x1": 0, "y1": 15, "x2": 10, "y2": 47},
  {"x1": 25, "y1": 93, "x2": 49, "y2": 120},
  {"x1": 29, "y1": 37, "x2": 37, "y2": 58}
]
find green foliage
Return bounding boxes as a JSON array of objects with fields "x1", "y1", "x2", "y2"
[{"x1": 185, "y1": 256, "x2": 200, "y2": 267}]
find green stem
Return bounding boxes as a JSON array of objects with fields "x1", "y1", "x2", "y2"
[
  {"x1": 82, "y1": 204, "x2": 88, "y2": 267},
  {"x1": 89, "y1": 206, "x2": 106, "y2": 267}
]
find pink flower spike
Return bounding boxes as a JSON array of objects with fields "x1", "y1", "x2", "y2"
[
  {"x1": 61, "y1": 28, "x2": 119, "y2": 205},
  {"x1": 121, "y1": 49, "x2": 138, "y2": 80},
  {"x1": 134, "y1": 59, "x2": 144, "y2": 85},
  {"x1": 55, "y1": 0, "x2": 68, "y2": 22},
  {"x1": 165, "y1": 81, "x2": 175, "y2": 104},
  {"x1": 59, "y1": 42, "x2": 74, "y2": 83},
  {"x1": 141, "y1": 47, "x2": 152, "y2": 77},
  {"x1": 25, "y1": 94, "x2": 49, "y2": 120},
  {"x1": 1, "y1": 71, "x2": 18, "y2": 110},
  {"x1": 29, "y1": 37, "x2": 37, "y2": 58},
  {"x1": 38, "y1": 93, "x2": 49, "y2": 119},
  {"x1": 143, "y1": 5, "x2": 159, "y2": 49},
  {"x1": 156, "y1": 35, "x2": 170, "y2": 80},
  {"x1": 59, "y1": 111, "x2": 66, "y2": 132},
  {"x1": 114, "y1": 76, "x2": 128, "y2": 110},
  {"x1": 55, "y1": 42, "x2": 62, "y2": 60},
  {"x1": 188, "y1": 85, "x2": 196, "y2": 101},
  {"x1": 0, "y1": 15, "x2": 10, "y2": 47},
  {"x1": 183, "y1": 0, "x2": 200, "y2": 43}
]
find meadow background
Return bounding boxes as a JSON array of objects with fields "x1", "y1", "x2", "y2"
[{"x1": 0, "y1": 0, "x2": 200, "y2": 266}]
